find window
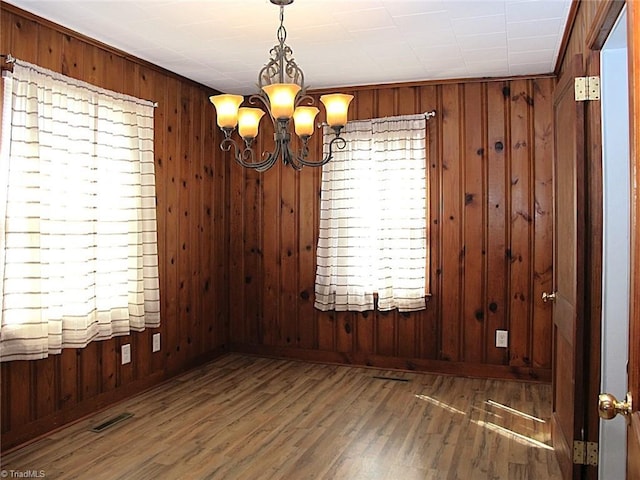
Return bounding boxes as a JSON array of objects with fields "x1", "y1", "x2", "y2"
[
  {"x1": 314, "y1": 113, "x2": 428, "y2": 312},
  {"x1": 0, "y1": 59, "x2": 160, "y2": 361}
]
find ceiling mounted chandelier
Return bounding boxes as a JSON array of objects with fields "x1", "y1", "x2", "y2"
[{"x1": 209, "y1": 0, "x2": 353, "y2": 172}]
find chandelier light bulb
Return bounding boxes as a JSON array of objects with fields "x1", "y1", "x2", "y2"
[
  {"x1": 293, "y1": 106, "x2": 319, "y2": 138},
  {"x1": 262, "y1": 83, "x2": 301, "y2": 120},
  {"x1": 320, "y1": 94, "x2": 354, "y2": 129},
  {"x1": 238, "y1": 107, "x2": 266, "y2": 139},
  {"x1": 210, "y1": 94, "x2": 243, "y2": 129}
]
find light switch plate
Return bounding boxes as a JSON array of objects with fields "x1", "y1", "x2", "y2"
[{"x1": 152, "y1": 333, "x2": 161, "y2": 353}]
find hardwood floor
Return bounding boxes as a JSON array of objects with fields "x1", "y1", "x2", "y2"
[{"x1": 1, "y1": 354, "x2": 562, "y2": 479}]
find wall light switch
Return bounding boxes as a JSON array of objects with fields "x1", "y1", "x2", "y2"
[
  {"x1": 152, "y1": 333, "x2": 161, "y2": 353},
  {"x1": 121, "y1": 343, "x2": 131, "y2": 364},
  {"x1": 496, "y1": 330, "x2": 509, "y2": 348}
]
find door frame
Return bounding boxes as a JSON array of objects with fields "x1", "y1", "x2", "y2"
[
  {"x1": 598, "y1": 6, "x2": 630, "y2": 477},
  {"x1": 555, "y1": 1, "x2": 628, "y2": 479},
  {"x1": 579, "y1": 0, "x2": 640, "y2": 478},
  {"x1": 626, "y1": 0, "x2": 640, "y2": 475}
]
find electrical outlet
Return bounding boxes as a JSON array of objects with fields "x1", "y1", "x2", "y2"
[
  {"x1": 152, "y1": 333, "x2": 161, "y2": 353},
  {"x1": 496, "y1": 330, "x2": 509, "y2": 348},
  {"x1": 121, "y1": 343, "x2": 131, "y2": 364}
]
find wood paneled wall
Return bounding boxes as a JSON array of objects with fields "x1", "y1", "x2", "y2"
[
  {"x1": 0, "y1": 4, "x2": 229, "y2": 451},
  {"x1": 0, "y1": 0, "x2": 558, "y2": 454},
  {"x1": 229, "y1": 77, "x2": 555, "y2": 381}
]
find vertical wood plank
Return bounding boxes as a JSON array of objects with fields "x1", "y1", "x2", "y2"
[
  {"x1": 61, "y1": 32, "x2": 83, "y2": 80},
  {"x1": 508, "y1": 79, "x2": 533, "y2": 368},
  {"x1": 440, "y1": 83, "x2": 463, "y2": 362},
  {"x1": 36, "y1": 21, "x2": 62, "y2": 71},
  {"x1": 58, "y1": 349, "x2": 78, "y2": 409},
  {"x1": 164, "y1": 76, "x2": 181, "y2": 374},
  {"x1": 297, "y1": 131, "x2": 319, "y2": 350},
  {"x1": 189, "y1": 84, "x2": 204, "y2": 358},
  {"x1": 485, "y1": 81, "x2": 510, "y2": 365},
  {"x1": 228, "y1": 161, "x2": 246, "y2": 344},
  {"x1": 262, "y1": 133, "x2": 280, "y2": 346},
  {"x1": 462, "y1": 83, "x2": 486, "y2": 363},
  {"x1": 80, "y1": 342, "x2": 100, "y2": 400},
  {"x1": 8, "y1": 362, "x2": 31, "y2": 428},
  {"x1": 376, "y1": 311, "x2": 396, "y2": 356},
  {"x1": 280, "y1": 162, "x2": 299, "y2": 347},
  {"x1": 10, "y1": 14, "x2": 38, "y2": 62},
  {"x1": 532, "y1": 78, "x2": 554, "y2": 370},
  {"x1": 33, "y1": 358, "x2": 56, "y2": 419},
  {"x1": 317, "y1": 311, "x2": 335, "y2": 352},
  {"x1": 201, "y1": 89, "x2": 217, "y2": 353},
  {"x1": 397, "y1": 312, "x2": 417, "y2": 358},
  {"x1": 178, "y1": 84, "x2": 194, "y2": 365},
  {"x1": 101, "y1": 338, "x2": 117, "y2": 392},
  {"x1": 216, "y1": 129, "x2": 230, "y2": 348},
  {"x1": 355, "y1": 311, "x2": 375, "y2": 354},
  {"x1": 244, "y1": 167, "x2": 262, "y2": 346},
  {"x1": 335, "y1": 311, "x2": 354, "y2": 353},
  {"x1": 1, "y1": 364, "x2": 10, "y2": 434}
]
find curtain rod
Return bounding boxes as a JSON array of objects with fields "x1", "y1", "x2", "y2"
[{"x1": 319, "y1": 110, "x2": 437, "y2": 128}]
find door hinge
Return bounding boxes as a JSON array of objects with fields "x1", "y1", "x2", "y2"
[
  {"x1": 575, "y1": 76, "x2": 600, "y2": 101},
  {"x1": 573, "y1": 440, "x2": 598, "y2": 466}
]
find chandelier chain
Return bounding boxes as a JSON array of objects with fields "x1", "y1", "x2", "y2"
[{"x1": 278, "y1": 6, "x2": 286, "y2": 43}]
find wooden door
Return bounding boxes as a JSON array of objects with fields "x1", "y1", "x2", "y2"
[
  {"x1": 550, "y1": 54, "x2": 586, "y2": 480},
  {"x1": 627, "y1": 2, "x2": 640, "y2": 477}
]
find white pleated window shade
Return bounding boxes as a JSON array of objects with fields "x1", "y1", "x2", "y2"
[
  {"x1": 315, "y1": 113, "x2": 428, "y2": 313},
  {"x1": 0, "y1": 59, "x2": 160, "y2": 361}
]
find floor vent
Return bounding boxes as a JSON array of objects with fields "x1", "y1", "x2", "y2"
[
  {"x1": 372, "y1": 375, "x2": 409, "y2": 382},
  {"x1": 90, "y1": 412, "x2": 134, "y2": 433}
]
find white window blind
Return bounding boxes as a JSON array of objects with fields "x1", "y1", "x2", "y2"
[
  {"x1": 315, "y1": 113, "x2": 428, "y2": 313},
  {"x1": 0, "y1": 59, "x2": 160, "y2": 361}
]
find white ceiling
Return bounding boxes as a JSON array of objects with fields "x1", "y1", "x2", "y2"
[{"x1": 5, "y1": 0, "x2": 572, "y2": 95}]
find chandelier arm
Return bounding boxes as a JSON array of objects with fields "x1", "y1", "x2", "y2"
[
  {"x1": 249, "y1": 92, "x2": 276, "y2": 123},
  {"x1": 291, "y1": 134, "x2": 347, "y2": 168},
  {"x1": 284, "y1": 141, "x2": 303, "y2": 171},
  {"x1": 294, "y1": 93, "x2": 314, "y2": 108},
  {"x1": 220, "y1": 134, "x2": 279, "y2": 172},
  {"x1": 239, "y1": 145, "x2": 279, "y2": 172},
  {"x1": 253, "y1": 141, "x2": 281, "y2": 172}
]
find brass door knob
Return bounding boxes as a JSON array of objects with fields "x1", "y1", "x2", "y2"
[
  {"x1": 542, "y1": 291, "x2": 557, "y2": 303},
  {"x1": 598, "y1": 392, "x2": 633, "y2": 420}
]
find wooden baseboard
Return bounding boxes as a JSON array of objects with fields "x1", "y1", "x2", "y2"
[{"x1": 230, "y1": 344, "x2": 552, "y2": 383}]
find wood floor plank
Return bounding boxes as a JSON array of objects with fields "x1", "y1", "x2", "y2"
[{"x1": 1, "y1": 354, "x2": 562, "y2": 479}]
